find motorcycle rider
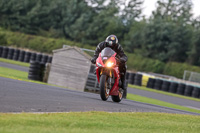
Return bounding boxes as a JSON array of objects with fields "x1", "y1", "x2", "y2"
[{"x1": 91, "y1": 35, "x2": 128, "y2": 90}]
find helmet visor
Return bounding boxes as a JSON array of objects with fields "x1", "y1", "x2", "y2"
[{"x1": 108, "y1": 41, "x2": 113, "y2": 46}]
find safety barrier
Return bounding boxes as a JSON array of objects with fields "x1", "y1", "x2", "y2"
[
  {"x1": 0, "y1": 46, "x2": 52, "y2": 64},
  {"x1": 28, "y1": 61, "x2": 46, "y2": 81},
  {"x1": 161, "y1": 80, "x2": 170, "y2": 91},
  {"x1": 147, "y1": 78, "x2": 155, "y2": 88},
  {"x1": 154, "y1": 79, "x2": 163, "y2": 90},
  {"x1": 126, "y1": 71, "x2": 200, "y2": 99},
  {"x1": 7, "y1": 48, "x2": 14, "y2": 59},
  {"x1": 0, "y1": 46, "x2": 53, "y2": 82},
  {"x1": 2, "y1": 47, "x2": 8, "y2": 58},
  {"x1": 13, "y1": 49, "x2": 20, "y2": 60},
  {"x1": 0, "y1": 46, "x2": 3, "y2": 57}
]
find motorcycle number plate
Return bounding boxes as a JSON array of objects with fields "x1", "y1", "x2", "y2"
[{"x1": 103, "y1": 57, "x2": 108, "y2": 60}]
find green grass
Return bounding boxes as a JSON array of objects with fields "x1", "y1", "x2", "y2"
[
  {"x1": 0, "y1": 112, "x2": 200, "y2": 133},
  {"x1": 0, "y1": 58, "x2": 30, "y2": 67},
  {"x1": 0, "y1": 63, "x2": 200, "y2": 132},
  {"x1": 128, "y1": 84, "x2": 200, "y2": 102},
  {"x1": 0, "y1": 66, "x2": 28, "y2": 80},
  {"x1": 127, "y1": 93, "x2": 200, "y2": 114},
  {"x1": 0, "y1": 66, "x2": 49, "y2": 85}
]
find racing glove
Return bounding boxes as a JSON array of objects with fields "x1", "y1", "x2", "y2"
[
  {"x1": 119, "y1": 57, "x2": 126, "y2": 63},
  {"x1": 91, "y1": 58, "x2": 96, "y2": 64}
]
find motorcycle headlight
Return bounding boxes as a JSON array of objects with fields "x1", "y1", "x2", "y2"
[{"x1": 106, "y1": 62, "x2": 114, "y2": 67}]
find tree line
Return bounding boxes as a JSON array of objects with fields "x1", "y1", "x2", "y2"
[{"x1": 0, "y1": 0, "x2": 200, "y2": 65}]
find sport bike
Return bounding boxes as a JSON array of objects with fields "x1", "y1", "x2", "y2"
[{"x1": 95, "y1": 47, "x2": 124, "y2": 102}]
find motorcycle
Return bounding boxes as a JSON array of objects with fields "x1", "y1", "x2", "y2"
[{"x1": 95, "y1": 47, "x2": 124, "y2": 102}]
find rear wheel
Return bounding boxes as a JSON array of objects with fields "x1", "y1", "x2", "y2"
[
  {"x1": 111, "y1": 89, "x2": 123, "y2": 103},
  {"x1": 100, "y1": 75, "x2": 109, "y2": 101}
]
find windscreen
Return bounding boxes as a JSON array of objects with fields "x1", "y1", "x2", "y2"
[{"x1": 100, "y1": 47, "x2": 115, "y2": 58}]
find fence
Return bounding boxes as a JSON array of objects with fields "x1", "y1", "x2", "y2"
[{"x1": 183, "y1": 70, "x2": 200, "y2": 83}]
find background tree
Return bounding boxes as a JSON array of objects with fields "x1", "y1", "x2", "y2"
[
  {"x1": 141, "y1": 0, "x2": 193, "y2": 62},
  {"x1": 1, "y1": 0, "x2": 200, "y2": 66},
  {"x1": 120, "y1": 0, "x2": 144, "y2": 52},
  {"x1": 188, "y1": 16, "x2": 200, "y2": 65}
]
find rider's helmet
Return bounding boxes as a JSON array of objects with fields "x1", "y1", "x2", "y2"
[{"x1": 105, "y1": 35, "x2": 118, "y2": 48}]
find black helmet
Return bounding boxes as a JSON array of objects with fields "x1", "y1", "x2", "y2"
[{"x1": 105, "y1": 35, "x2": 118, "y2": 47}]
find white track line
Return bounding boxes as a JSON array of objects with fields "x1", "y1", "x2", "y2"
[{"x1": 184, "y1": 106, "x2": 200, "y2": 110}]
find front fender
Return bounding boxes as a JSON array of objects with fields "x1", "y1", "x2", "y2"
[{"x1": 96, "y1": 68, "x2": 112, "y2": 83}]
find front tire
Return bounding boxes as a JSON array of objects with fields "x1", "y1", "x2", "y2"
[
  {"x1": 100, "y1": 75, "x2": 109, "y2": 101},
  {"x1": 111, "y1": 89, "x2": 123, "y2": 102}
]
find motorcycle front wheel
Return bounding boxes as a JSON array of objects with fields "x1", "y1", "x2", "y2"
[
  {"x1": 99, "y1": 75, "x2": 109, "y2": 101},
  {"x1": 111, "y1": 89, "x2": 123, "y2": 103}
]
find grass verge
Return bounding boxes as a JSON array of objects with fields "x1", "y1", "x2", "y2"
[
  {"x1": 0, "y1": 58, "x2": 30, "y2": 67},
  {"x1": 0, "y1": 112, "x2": 200, "y2": 133},
  {"x1": 0, "y1": 67, "x2": 48, "y2": 85},
  {"x1": 0, "y1": 67, "x2": 28, "y2": 80},
  {"x1": 127, "y1": 93, "x2": 200, "y2": 114},
  {"x1": 128, "y1": 84, "x2": 200, "y2": 102}
]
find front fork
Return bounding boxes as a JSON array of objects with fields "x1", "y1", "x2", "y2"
[{"x1": 100, "y1": 68, "x2": 113, "y2": 90}]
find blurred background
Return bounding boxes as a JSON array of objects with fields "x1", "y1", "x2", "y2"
[{"x1": 0, "y1": 0, "x2": 200, "y2": 79}]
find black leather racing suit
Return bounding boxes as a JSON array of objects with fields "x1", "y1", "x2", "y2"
[{"x1": 93, "y1": 41, "x2": 127, "y2": 62}]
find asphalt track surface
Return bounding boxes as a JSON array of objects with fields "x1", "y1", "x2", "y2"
[
  {"x1": 0, "y1": 61, "x2": 199, "y2": 114},
  {"x1": 0, "y1": 62, "x2": 29, "y2": 72},
  {"x1": 0, "y1": 77, "x2": 199, "y2": 115},
  {"x1": 1, "y1": 61, "x2": 199, "y2": 109}
]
